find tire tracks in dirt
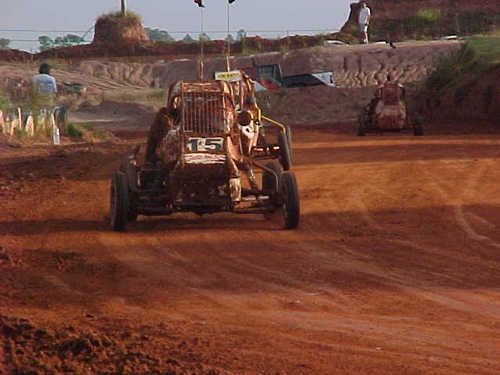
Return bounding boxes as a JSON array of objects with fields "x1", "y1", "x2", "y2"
[
  {"x1": 417, "y1": 157, "x2": 500, "y2": 247},
  {"x1": 3, "y1": 130, "x2": 500, "y2": 374}
]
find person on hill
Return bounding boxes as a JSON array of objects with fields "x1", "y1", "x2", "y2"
[{"x1": 358, "y1": 1, "x2": 371, "y2": 44}]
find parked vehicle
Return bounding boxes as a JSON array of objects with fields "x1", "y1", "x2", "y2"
[
  {"x1": 283, "y1": 72, "x2": 335, "y2": 88},
  {"x1": 228, "y1": 64, "x2": 335, "y2": 90},
  {"x1": 241, "y1": 64, "x2": 283, "y2": 90}
]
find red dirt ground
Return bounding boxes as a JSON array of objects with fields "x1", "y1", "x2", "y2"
[{"x1": 1, "y1": 122, "x2": 500, "y2": 374}]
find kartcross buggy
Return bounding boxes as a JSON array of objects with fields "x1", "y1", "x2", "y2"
[
  {"x1": 109, "y1": 79, "x2": 299, "y2": 231},
  {"x1": 357, "y1": 81, "x2": 423, "y2": 136}
]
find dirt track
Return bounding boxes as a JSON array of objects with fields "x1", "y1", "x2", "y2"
[{"x1": 2, "y1": 126, "x2": 500, "y2": 374}]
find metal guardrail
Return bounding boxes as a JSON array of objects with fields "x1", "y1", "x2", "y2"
[{"x1": 1, "y1": 27, "x2": 340, "y2": 51}]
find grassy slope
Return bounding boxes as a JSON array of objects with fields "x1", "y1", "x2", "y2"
[
  {"x1": 370, "y1": 11, "x2": 500, "y2": 42},
  {"x1": 467, "y1": 32, "x2": 500, "y2": 64},
  {"x1": 417, "y1": 31, "x2": 500, "y2": 125}
]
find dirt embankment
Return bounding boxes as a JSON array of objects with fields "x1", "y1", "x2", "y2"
[
  {"x1": 154, "y1": 41, "x2": 462, "y2": 90},
  {"x1": 0, "y1": 40, "x2": 461, "y2": 126},
  {"x1": 0, "y1": 41, "x2": 461, "y2": 94},
  {"x1": 212, "y1": 41, "x2": 461, "y2": 124}
]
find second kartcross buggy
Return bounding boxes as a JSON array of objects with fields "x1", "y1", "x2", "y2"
[{"x1": 357, "y1": 80, "x2": 423, "y2": 136}]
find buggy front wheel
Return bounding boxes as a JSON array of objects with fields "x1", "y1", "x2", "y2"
[
  {"x1": 110, "y1": 171, "x2": 130, "y2": 231},
  {"x1": 280, "y1": 171, "x2": 300, "y2": 229}
]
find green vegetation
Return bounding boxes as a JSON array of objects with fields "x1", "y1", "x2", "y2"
[
  {"x1": 102, "y1": 89, "x2": 166, "y2": 108},
  {"x1": 77, "y1": 122, "x2": 108, "y2": 140},
  {"x1": 67, "y1": 123, "x2": 83, "y2": 139},
  {"x1": 370, "y1": 10, "x2": 500, "y2": 42},
  {"x1": 14, "y1": 128, "x2": 28, "y2": 138},
  {"x1": 425, "y1": 44, "x2": 479, "y2": 92},
  {"x1": 241, "y1": 44, "x2": 260, "y2": 56},
  {"x1": 425, "y1": 32, "x2": 500, "y2": 93},
  {"x1": 182, "y1": 34, "x2": 196, "y2": 44},
  {"x1": 199, "y1": 33, "x2": 211, "y2": 42},
  {"x1": 145, "y1": 28, "x2": 174, "y2": 42},
  {"x1": 79, "y1": 123, "x2": 95, "y2": 131},
  {"x1": 60, "y1": 122, "x2": 109, "y2": 141},
  {"x1": 467, "y1": 32, "x2": 500, "y2": 63},
  {"x1": 236, "y1": 29, "x2": 247, "y2": 42},
  {"x1": 39, "y1": 34, "x2": 85, "y2": 51},
  {"x1": 455, "y1": 11, "x2": 500, "y2": 35},
  {"x1": 417, "y1": 8, "x2": 442, "y2": 24},
  {"x1": 0, "y1": 89, "x2": 10, "y2": 108},
  {"x1": 0, "y1": 38, "x2": 10, "y2": 49},
  {"x1": 416, "y1": 31, "x2": 500, "y2": 121}
]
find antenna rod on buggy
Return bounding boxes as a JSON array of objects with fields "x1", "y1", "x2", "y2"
[
  {"x1": 199, "y1": 6, "x2": 205, "y2": 80},
  {"x1": 226, "y1": 2, "x2": 231, "y2": 72}
]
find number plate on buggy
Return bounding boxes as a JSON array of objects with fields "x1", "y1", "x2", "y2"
[{"x1": 187, "y1": 137, "x2": 224, "y2": 152}]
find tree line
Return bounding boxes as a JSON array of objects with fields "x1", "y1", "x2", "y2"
[
  {"x1": 144, "y1": 28, "x2": 247, "y2": 43},
  {"x1": 0, "y1": 28, "x2": 249, "y2": 51}
]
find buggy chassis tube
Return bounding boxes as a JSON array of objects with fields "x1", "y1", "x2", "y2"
[
  {"x1": 253, "y1": 159, "x2": 280, "y2": 195},
  {"x1": 254, "y1": 116, "x2": 289, "y2": 195},
  {"x1": 261, "y1": 115, "x2": 286, "y2": 133}
]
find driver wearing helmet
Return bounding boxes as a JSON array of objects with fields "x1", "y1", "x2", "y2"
[
  {"x1": 145, "y1": 96, "x2": 180, "y2": 165},
  {"x1": 376, "y1": 74, "x2": 405, "y2": 101}
]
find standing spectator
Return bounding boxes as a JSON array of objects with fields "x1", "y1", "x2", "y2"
[
  {"x1": 358, "y1": 1, "x2": 371, "y2": 44},
  {"x1": 30, "y1": 62, "x2": 57, "y2": 109}
]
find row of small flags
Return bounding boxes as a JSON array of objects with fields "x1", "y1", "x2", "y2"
[{"x1": 194, "y1": 0, "x2": 236, "y2": 7}]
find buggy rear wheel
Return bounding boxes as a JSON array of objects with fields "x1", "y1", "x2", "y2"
[
  {"x1": 110, "y1": 171, "x2": 130, "y2": 231},
  {"x1": 280, "y1": 171, "x2": 300, "y2": 229},
  {"x1": 413, "y1": 122, "x2": 424, "y2": 136},
  {"x1": 357, "y1": 113, "x2": 367, "y2": 136},
  {"x1": 409, "y1": 113, "x2": 424, "y2": 136},
  {"x1": 357, "y1": 120, "x2": 366, "y2": 136}
]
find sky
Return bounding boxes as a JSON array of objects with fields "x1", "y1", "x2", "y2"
[{"x1": 0, "y1": 0, "x2": 352, "y2": 52}]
